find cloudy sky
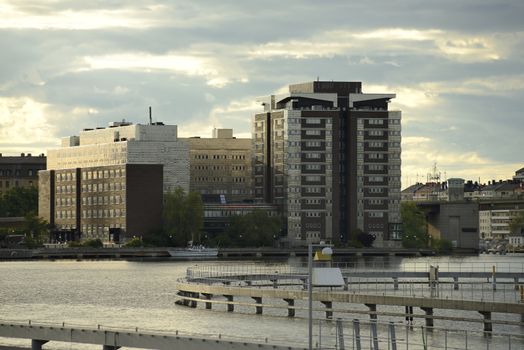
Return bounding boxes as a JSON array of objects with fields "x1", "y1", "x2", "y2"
[{"x1": 1, "y1": 0, "x2": 523, "y2": 188}]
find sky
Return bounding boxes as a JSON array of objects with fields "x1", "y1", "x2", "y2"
[{"x1": 0, "y1": 0, "x2": 523, "y2": 189}]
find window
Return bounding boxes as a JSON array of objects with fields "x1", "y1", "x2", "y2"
[{"x1": 305, "y1": 130, "x2": 321, "y2": 136}]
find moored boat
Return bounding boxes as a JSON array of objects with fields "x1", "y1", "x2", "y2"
[{"x1": 167, "y1": 246, "x2": 218, "y2": 258}]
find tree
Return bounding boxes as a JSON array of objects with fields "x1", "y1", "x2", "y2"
[
  {"x1": 400, "y1": 202, "x2": 429, "y2": 249},
  {"x1": 0, "y1": 186, "x2": 38, "y2": 217},
  {"x1": 509, "y1": 211, "x2": 524, "y2": 235},
  {"x1": 163, "y1": 188, "x2": 204, "y2": 246},
  {"x1": 22, "y1": 212, "x2": 50, "y2": 248},
  {"x1": 219, "y1": 210, "x2": 281, "y2": 247}
]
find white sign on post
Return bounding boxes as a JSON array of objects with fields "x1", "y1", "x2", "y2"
[{"x1": 312, "y1": 267, "x2": 345, "y2": 287}]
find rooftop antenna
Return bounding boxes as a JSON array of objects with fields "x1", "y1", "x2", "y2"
[{"x1": 149, "y1": 106, "x2": 152, "y2": 125}]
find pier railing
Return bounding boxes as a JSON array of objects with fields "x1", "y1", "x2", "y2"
[{"x1": 185, "y1": 261, "x2": 524, "y2": 304}]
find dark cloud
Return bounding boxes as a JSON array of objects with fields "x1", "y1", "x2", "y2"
[{"x1": 0, "y1": 0, "x2": 522, "y2": 180}]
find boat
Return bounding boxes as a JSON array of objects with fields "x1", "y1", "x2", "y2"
[{"x1": 167, "y1": 246, "x2": 218, "y2": 258}]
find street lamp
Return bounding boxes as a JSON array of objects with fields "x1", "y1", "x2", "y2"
[{"x1": 308, "y1": 242, "x2": 333, "y2": 350}]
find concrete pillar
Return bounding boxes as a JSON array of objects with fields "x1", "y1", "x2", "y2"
[
  {"x1": 284, "y1": 298, "x2": 295, "y2": 317},
  {"x1": 479, "y1": 311, "x2": 492, "y2": 332},
  {"x1": 421, "y1": 307, "x2": 434, "y2": 329},
  {"x1": 453, "y1": 277, "x2": 459, "y2": 290},
  {"x1": 202, "y1": 293, "x2": 213, "y2": 310},
  {"x1": 365, "y1": 303, "x2": 377, "y2": 321},
  {"x1": 514, "y1": 277, "x2": 519, "y2": 290},
  {"x1": 270, "y1": 279, "x2": 278, "y2": 289},
  {"x1": 393, "y1": 277, "x2": 399, "y2": 290},
  {"x1": 343, "y1": 277, "x2": 349, "y2": 291},
  {"x1": 301, "y1": 278, "x2": 308, "y2": 290},
  {"x1": 252, "y1": 297, "x2": 263, "y2": 314},
  {"x1": 321, "y1": 301, "x2": 333, "y2": 319},
  {"x1": 31, "y1": 340, "x2": 48, "y2": 350},
  {"x1": 189, "y1": 292, "x2": 198, "y2": 308},
  {"x1": 224, "y1": 295, "x2": 234, "y2": 312}
]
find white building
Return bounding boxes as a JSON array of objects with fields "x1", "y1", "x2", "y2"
[
  {"x1": 47, "y1": 121, "x2": 189, "y2": 192},
  {"x1": 479, "y1": 208, "x2": 524, "y2": 240}
]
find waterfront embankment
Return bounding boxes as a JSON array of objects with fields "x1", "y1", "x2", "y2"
[{"x1": 0, "y1": 246, "x2": 439, "y2": 260}]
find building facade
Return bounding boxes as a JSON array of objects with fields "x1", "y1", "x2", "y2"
[
  {"x1": 46, "y1": 121, "x2": 189, "y2": 193},
  {"x1": 0, "y1": 153, "x2": 46, "y2": 196},
  {"x1": 39, "y1": 164, "x2": 163, "y2": 242},
  {"x1": 183, "y1": 129, "x2": 253, "y2": 203},
  {"x1": 253, "y1": 81, "x2": 401, "y2": 246}
]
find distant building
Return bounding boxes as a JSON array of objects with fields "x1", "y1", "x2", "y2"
[
  {"x1": 513, "y1": 167, "x2": 524, "y2": 182},
  {"x1": 183, "y1": 129, "x2": 253, "y2": 203},
  {"x1": 478, "y1": 199, "x2": 524, "y2": 240},
  {"x1": 39, "y1": 164, "x2": 163, "y2": 242},
  {"x1": 254, "y1": 81, "x2": 402, "y2": 247},
  {"x1": 0, "y1": 153, "x2": 46, "y2": 196}
]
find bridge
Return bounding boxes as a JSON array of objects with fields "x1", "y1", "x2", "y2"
[{"x1": 0, "y1": 320, "x2": 307, "y2": 350}]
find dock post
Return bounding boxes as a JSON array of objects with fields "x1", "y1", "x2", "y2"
[
  {"x1": 453, "y1": 277, "x2": 459, "y2": 290},
  {"x1": 252, "y1": 297, "x2": 263, "y2": 314},
  {"x1": 321, "y1": 301, "x2": 333, "y2": 319},
  {"x1": 492, "y1": 265, "x2": 496, "y2": 291},
  {"x1": 284, "y1": 298, "x2": 295, "y2": 317},
  {"x1": 31, "y1": 340, "x2": 48, "y2": 350},
  {"x1": 421, "y1": 307, "x2": 434, "y2": 329},
  {"x1": 393, "y1": 277, "x2": 399, "y2": 290},
  {"x1": 365, "y1": 303, "x2": 377, "y2": 321},
  {"x1": 479, "y1": 311, "x2": 493, "y2": 332},
  {"x1": 301, "y1": 278, "x2": 308, "y2": 290},
  {"x1": 190, "y1": 292, "x2": 198, "y2": 308},
  {"x1": 224, "y1": 295, "x2": 234, "y2": 312},
  {"x1": 202, "y1": 293, "x2": 213, "y2": 309},
  {"x1": 352, "y1": 319, "x2": 361, "y2": 350}
]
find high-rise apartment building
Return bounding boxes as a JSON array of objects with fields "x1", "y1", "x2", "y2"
[
  {"x1": 254, "y1": 81, "x2": 401, "y2": 246},
  {"x1": 184, "y1": 129, "x2": 253, "y2": 203}
]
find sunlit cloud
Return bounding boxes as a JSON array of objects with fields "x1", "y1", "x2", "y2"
[
  {"x1": 0, "y1": 97, "x2": 58, "y2": 154},
  {"x1": 0, "y1": 3, "x2": 169, "y2": 30},
  {"x1": 247, "y1": 28, "x2": 520, "y2": 63}
]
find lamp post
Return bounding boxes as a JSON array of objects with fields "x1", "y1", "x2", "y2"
[{"x1": 308, "y1": 242, "x2": 333, "y2": 350}]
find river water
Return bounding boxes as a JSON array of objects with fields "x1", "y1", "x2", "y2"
[{"x1": 1, "y1": 254, "x2": 523, "y2": 349}]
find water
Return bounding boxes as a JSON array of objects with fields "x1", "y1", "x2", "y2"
[{"x1": 0, "y1": 254, "x2": 523, "y2": 349}]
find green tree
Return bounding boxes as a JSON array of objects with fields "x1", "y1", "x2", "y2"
[
  {"x1": 0, "y1": 186, "x2": 38, "y2": 217},
  {"x1": 220, "y1": 210, "x2": 281, "y2": 247},
  {"x1": 509, "y1": 211, "x2": 524, "y2": 235},
  {"x1": 22, "y1": 212, "x2": 50, "y2": 248},
  {"x1": 163, "y1": 188, "x2": 204, "y2": 246},
  {"x1": 400, "y1": 202, "x2": 429, "y2": 249}
]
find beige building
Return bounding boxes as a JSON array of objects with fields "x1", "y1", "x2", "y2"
[
  {"x1": 46, "y1": 120, "x2": 189, "y2": 192},
  {"x1": 183, "y1": 129, "x2": 253, "y2": 203}
]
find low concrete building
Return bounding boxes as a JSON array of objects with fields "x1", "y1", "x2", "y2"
[{"x1": 418, "y1": 201, "x2": 479, "y2": 250}]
